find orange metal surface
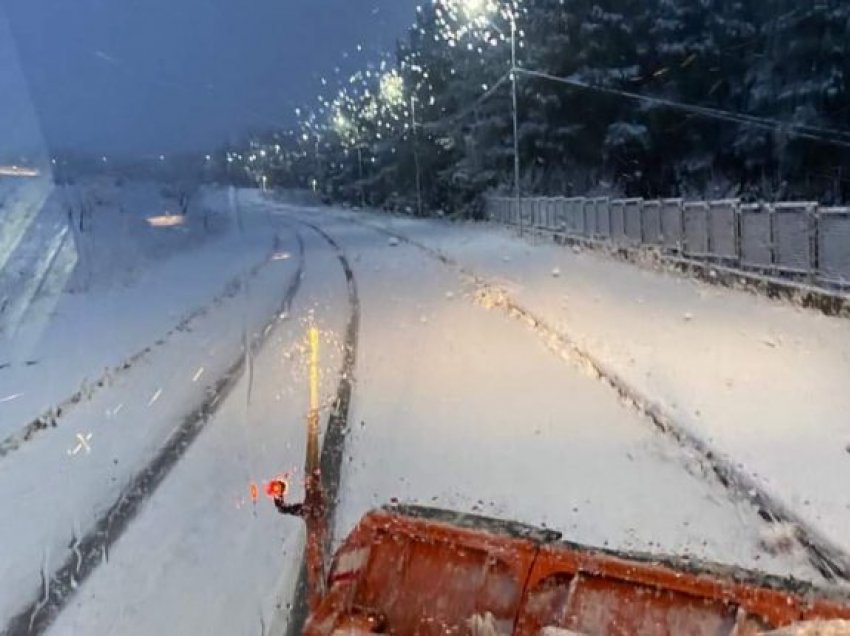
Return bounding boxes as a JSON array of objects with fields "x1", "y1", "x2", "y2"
[{"x1": 302, "y1": 507, "x2": 850, "y2": 635}]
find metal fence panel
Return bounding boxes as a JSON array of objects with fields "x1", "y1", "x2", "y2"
[
  {"x1": 563, "y1": 198, "x2": 580, "y2": 234},
  {"x1": 708, "y1": 199, "x2": 738, "y2": 260},
  {"x1": 739, "y1": 204, "x2": 772, "y2": 268},
  {"x1": 574, "y1": 198, "x2": 587, "y2": 234},
  {"x1": 683, "y1": 202, "x2": 710, "y2": 256},
  {"x1": 624, "y1": 199, "x2": 643, "y2": 243},
  {"x1": 491, "y1": 195, "x2": 850, "y2": 292},
  {"x1": 559, "y1": 198, "x2": 571, "y2": 233},
  {"x1": 550, "y1": 199, "x2": 559, "y2": 229},
  {"x1": 597, "y1": 198, "x2": 611, "y2": 238},
  {"x1": 562, "y1": 197, "x2": 572, "y2": 232},
  {"x1": 588, "y1": 198, "x2": 598, "y2": 236},
  {"x1": 519, "y1": 199, "x2": 534, "y2": 227},
  {"x1": 588, "y1": 197, "x2": 608, "y2": 238},
  {"x1": 559, "y1": 198, "x2": 569, "y2": 231},
  {"x1": 610, "y1": 200, "x2": 626, "y2": 243},
  {"x1": 579, "y1": 199, "x2": 593, "y2": 237},
  {"x1": 586, "y1": 198, "x2": 597, "y2": 237},
  {"x1": 660, "y1": 199, "x2": 684, "y2": 250},
  {"x1": 818, "y1": 208, "x2": 850, "y2": 284},
  {"x1": 774, "y1": 203, "x2": 814, "y2": 273},
  {"x1": 547, "y1": 199, "x2": 557, "y2": 229},
  {"x1": 643, "y1": 201, "x2": 662, "y2": 244}
]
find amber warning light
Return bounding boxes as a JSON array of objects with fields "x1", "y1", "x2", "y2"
[{"x1": 265, "y1": 478, "x2": 289, "y2": 501}]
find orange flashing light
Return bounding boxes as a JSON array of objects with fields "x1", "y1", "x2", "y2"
[{"x1": 265, "y1": 478, "x2": 289, "y2": 500}]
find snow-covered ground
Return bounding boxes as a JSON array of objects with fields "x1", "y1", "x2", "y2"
[
  {"x1": 44, "y1": 222, "x2": 349, "y2": 636},
  {"x1": 3, "y1": 189, "x2": 847, "y2": 635},
  {"x1": 308, "y1": 213, "x2": 822, "y2": 574},
  {"x1": 1, "y1": 179, "x2": 269, "y2": 447},
  {"x1": 0, "y1": 182, "x2": 299, "y2": 631},
  {"x1": 333, "y1": 208, "x2": 850, "y2": 564}
]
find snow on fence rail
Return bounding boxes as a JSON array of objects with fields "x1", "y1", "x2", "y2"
[{"x1": 486, "y1": 195, "x2": 850, "y2": 290}]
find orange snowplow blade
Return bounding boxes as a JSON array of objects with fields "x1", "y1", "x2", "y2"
[{"x1": 303, "y1": 506, "x2": 850, "y2": 635}]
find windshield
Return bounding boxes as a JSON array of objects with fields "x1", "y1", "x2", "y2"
[{"x1": 2, "y1": 1, "x2": 850, "y2": 634}]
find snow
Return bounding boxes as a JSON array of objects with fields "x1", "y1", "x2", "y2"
[
  {"x1": 766, "y1": 621, "x2": 850, "y2": 636},
  {"x1": 280, "y1": 212, "x2": 810, "y2": 581},
  {"x1": 0, "y1": 183, "x2": 302, "y2": 628},
  {"x1": 1, "y1": 180, "x2": 272, "y2": 446},
  {"x1": 604, "y1": 122, "x2": 650, "y2": 149},
  {"x1": 45, "y1": 222, "x2": 350, "y2": 636},
  {"x1": 3, "y1": 189, "x2": 848, "y2": 634},
  {"x1": 336, "y1": 210, "x2": 850, "y2": 563}
]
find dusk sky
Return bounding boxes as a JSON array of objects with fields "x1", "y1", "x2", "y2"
[{"x1": 1, "y1": 0, "x2": 419, "y2": 158}]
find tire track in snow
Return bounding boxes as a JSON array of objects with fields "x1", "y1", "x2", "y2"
[
  {"x1": 350, "y1": 216, "x2": 850, "y2": 585},
  {"x1": 284, "y1": 221, "x2": 360, "y2": 636},
  {"x1": 4, "y1": 232, "x2": 306, "y2": 636},
  {"x1": 0, "y1": 234, "x2": 287, "y2": 461}
]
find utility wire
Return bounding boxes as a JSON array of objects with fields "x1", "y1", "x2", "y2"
[
  {"x1": 417, "y1": 73, "x2": 510, "y2": 132},
  {"x1": 516, "y1": 68, "x2": 850, "y2": 150}
]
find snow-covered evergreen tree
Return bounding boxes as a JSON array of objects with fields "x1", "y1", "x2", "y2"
[{"x1": 246, "y1": 0, "x2": 850, "y2": 210}]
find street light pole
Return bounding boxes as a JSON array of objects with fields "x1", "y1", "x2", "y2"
[
  {"x1": 314, "y1": 135, "x2": 321, "y2": 191},
  {"x1": 357, "y1": 145, "x2": 365, "y2": 207},
  {"x1": 509, "y1": 11, "x2": 521, "y2": 236},
  {"x1": 411, "y1": 95, "x2": 423, "y2": 216}
]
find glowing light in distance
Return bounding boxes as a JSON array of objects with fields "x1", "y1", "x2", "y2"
[
  {"x1": 146, "y1": 214, "x2": 185, "y2": 228},
  {"x1": 0, "y1": 165, "x2": 40, "y2": 177},
  {"x1": 379, "y1": 70, "x2": 405, "y2": 109}
]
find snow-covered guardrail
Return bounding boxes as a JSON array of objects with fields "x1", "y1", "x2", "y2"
[{"x1": 486, "y1": 195, "x2": 850, "y2": 291}]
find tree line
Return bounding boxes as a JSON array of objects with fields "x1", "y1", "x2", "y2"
[{"x1": 232, "y1": 0, "x2": 850, "y2": 217}]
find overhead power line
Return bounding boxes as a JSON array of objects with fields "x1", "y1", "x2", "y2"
[
  {"x1": 417, "y1": 73, "x2": 510, "y2": 132},
  {"x1": 516, "y1": 67, "x2": 850, "y2": 150}
]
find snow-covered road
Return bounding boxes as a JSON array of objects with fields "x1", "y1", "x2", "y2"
[
  {"x1": 3, "y1": 189, "x2": 846, "y2": 635},
  {"x1": 344, "y1": 210, "x2": 850, "y2": 570}
]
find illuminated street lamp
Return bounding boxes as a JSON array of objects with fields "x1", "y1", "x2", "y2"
[
  {"x1": 379, "y1": 70, "x2": 405, "y2": 110},
  {"x1": 410, "y1": 95, "x2": 423, "y2": 216},
  {"x1": 379, "y1": 67, "x2": 423, "y2": 215},
  {"x1": 332, "y1": 107, "x2": 367, "y2": 207}
]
